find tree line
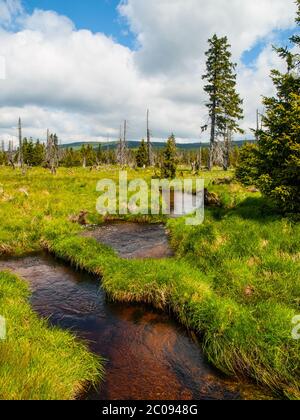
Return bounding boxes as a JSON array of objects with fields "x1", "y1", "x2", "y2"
[{"x1": 0, "y1": 134, "x2": 242, "y2": 173}]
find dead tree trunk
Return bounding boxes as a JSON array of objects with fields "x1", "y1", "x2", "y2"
[
  {"x1": 147, "y1": 109, "x2": 152, "y2": 166},
  {"x1": 46, "y1": 130, "x2": 59, "y2": 174},
  {"x1": 18, "y1": 118, "x2": 25, "y2": 174},
  {"x1": 116, "y1": 120, "x2": 128, "y2": 166},
  {"x1": 8, "y1": 140, "x2": 15, "y2": 170},
  {"x1": 208, "y1": 98, "x2": 216, "y2": 170}
]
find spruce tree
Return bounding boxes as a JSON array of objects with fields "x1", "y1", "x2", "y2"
[
  {"x1": 254, "y1": 0, "x2": 300, "y2": 213},
  {"x1": 202, "y1": 35, "x2": 244, "y2": 170},
  {"x1": 136, "y1": 139, "x2": 148, "y2": 168},
  {"x1": 80, "y1": 145, "x2": 87, "y2": 168},
  {"x1": 61, "y1": 147, "x2": 81, "y2": 167},
  {"x1": 96, "y1": 144, "x2": 103, "y2": 165},
  {"x1": 80, "y1": 144, "x2": 96, "y2": 167},
  {"x1": 161, "y1": 134, "x2": 177, "y2": 179},
  {"x1": 22, "y1": 138, "x2": 34, "y2": 165},
  {"x1": 32, "y1": 140, "x2": 46, "y2": 166},
  {"x1": 0, "y1": 151, "x2": 6, "y2": 165}
]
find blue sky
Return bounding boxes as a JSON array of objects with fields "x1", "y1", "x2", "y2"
[
  {"x1": 24, "y1": 0, "x2": 134, "y2": 47},
  {"x1": 242, "y1": 28, "x2": 297, "y2": 66}
]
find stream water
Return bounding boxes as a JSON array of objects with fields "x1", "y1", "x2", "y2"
[
  {"x1": 0, "y1": 248, "x2": 269, "y2": 400},
  {"x1": 82, "y1": 222, "x2": 174, "y2": 259}
]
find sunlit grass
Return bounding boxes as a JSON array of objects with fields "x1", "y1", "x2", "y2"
[{"x1": 0, "y1": 271, "x2": 102, "y2": 400}]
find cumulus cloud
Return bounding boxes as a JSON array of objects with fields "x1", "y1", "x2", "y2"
[
  {"x1": 119, "y1": 0, "x2": 296, "y2": 74},
  {"x1": 0, "y1": 0, "x2": 298, "y2": 146}
]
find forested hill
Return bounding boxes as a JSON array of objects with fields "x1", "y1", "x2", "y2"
[{"x1": 60, "y1": 139, "x2": 255, "y2": 151}]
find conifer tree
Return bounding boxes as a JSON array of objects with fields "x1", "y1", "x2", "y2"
[
  {"x1": 80, "y1": 144, "x2": 96, "y2": 167},
  {"x1": 22, "y1": 138, "x2": 34, "y2": 165},
  {"x1": 258, "y1": 0, "x2": 300, "y2": 212},
  {"x1": 136, "y1": 139, "x2": 148, "y2": 168},
  {"x1": 161, "y1": 134, "x2": 178, "y2": 179},
  {"x1": 203, "y1": 35, "x2": 244, "y2": 170},
  {"x1": 61, "y1": 147, "x2": 81, "y2": 167},
  {"x1": 240, "y1": 0, "x2": 300, "y2": 213},
  {"x1": 96, "y1": 144, "x2": 103, "y2": 165},
  {"x1": 32, "y1": 140, "x2": 46, "y2": 166},
  {"x1": 0, "y1": 150, "x2": 6, "y2": 165}
]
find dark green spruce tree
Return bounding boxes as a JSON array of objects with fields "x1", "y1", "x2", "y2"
[
  {"x1": 161, "y1": 134, "x2": 177, "y2": 179},
  {"x1": 0, "y1": 150, "x2": 6, "y2": 165},
  {"x1": 96, "y1": 144, "x2": 104, "y2": 165},
  {"x1": 32, "y1": 140, "x2": 46, "y2": 166},
  {"x1": 61, "y1": 148, "x2": 80, "y2": 167},
  {"x1": 257, "y1": 0, "x2": 300, "y2": 212},
  {"x1": 238, "y1": 0, "x2": 300, "y2": 213},
  {"x1": 202, "y1": 34, "x2": 244, "y2": 170},
  {"x1": 136, "y1": 139, "x2": 148, "y2": 168}
]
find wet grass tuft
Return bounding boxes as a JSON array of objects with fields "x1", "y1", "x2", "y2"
[{"x1": 0, "y1": 270, "x2": 103, "y2": 400}]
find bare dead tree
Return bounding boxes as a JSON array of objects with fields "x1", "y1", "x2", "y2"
[
  {"x1": 116, "y1": 120, "x2": 128, "y2": 166},
  {"x1": 146, "y1": 109, "x2": 154, "y2": 166},
  {"x1": 8, "y1": 140, "x2": 16, "y2": 169},
  {"x1": 46, "y1": 129, "x2": 59, "y2": 174},
  {"x1": 82, "y1": 148, "x2": 87, "y2": 168},
  {"x1": 18, "y1": 118, "x2": 24, "y2": 170},
  {"x1": 199, "y1": 146, "x2": 202, "y2": 169}
]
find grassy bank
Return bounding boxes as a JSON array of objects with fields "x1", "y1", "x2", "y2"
[
  {"x1": 0, "y1": 166, "x2": 299, "y2": 399},
  {"x1": 0, "y1": 270, "x2": 103, "y2": 400},
  {"x1": 43, "y1": 222, "x2": 300, "y2": 399}
]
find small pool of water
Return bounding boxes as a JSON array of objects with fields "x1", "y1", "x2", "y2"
[{"x1": 82, "y1": 222, "x2": 174, "y2": 259}]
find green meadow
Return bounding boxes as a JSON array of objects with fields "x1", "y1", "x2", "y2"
[{"x1": 0, "y1": 166, "x2": 299, "y2": 399}]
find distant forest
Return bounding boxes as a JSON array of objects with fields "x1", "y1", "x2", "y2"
[
  {"x1": 60, "y1": 139, "x2": 255, "y2": 151},
  {"x1": 0, "y1": 135, "x2": 251, "y2": 170}
]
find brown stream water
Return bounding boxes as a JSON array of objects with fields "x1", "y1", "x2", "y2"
[
  {"x1": 83, "y1": 222, "x2": 174, "y2": 259},
  {"x1": 0, "y1": 224, "x2": 270, "y2": 400}
]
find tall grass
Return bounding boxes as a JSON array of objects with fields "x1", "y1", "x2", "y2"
[{"x1": 0, "y1": 271, "x2": 103, "y2": 400}]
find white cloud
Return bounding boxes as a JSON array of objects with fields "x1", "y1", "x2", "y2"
[
  {"x1": 0, "y1": 0, "x2": 298, "y2": 146},
  {"x1": 21, "y1": 9, "x2": 75, "y2": 35},
  {"x1": 119, "y1": 0, "x2": 296, "y2": 74}
]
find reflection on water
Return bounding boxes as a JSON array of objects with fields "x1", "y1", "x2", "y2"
[
  {"x1": 0, "y1": 255, "x2": 269, "y2": 400},
  {"x1": 83, "y1": 222, "x2": 174, "y2": 259}
]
